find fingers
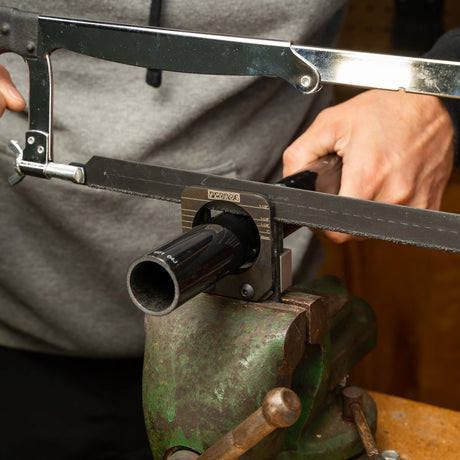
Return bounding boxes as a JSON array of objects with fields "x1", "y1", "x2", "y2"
[
  {"x1": 0, "y1": 65, "x2": 26, "y2": 116},
  {"x1": 282, "y1": 108, "x2": 341, "y2": 177}
]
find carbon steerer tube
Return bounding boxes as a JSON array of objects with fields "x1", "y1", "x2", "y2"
[{"x1": 127, "y1": 213, "x2": 260, "y2": 315}]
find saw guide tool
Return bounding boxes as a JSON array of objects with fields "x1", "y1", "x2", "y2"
[{"x1": 0, "y1": 7, "x2": 459, "y2": 460}]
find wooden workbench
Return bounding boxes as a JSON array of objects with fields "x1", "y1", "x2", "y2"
[{"x1": 369, "y1": 391, "x2": 460, "y2": 459}]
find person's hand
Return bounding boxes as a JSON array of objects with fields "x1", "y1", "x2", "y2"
[
  {"x1": 0, "y1": 65, "x2": 26, "y2": 116},
  {"x1": 283, "y1": 89, "x2": 455, "y2": 243}
]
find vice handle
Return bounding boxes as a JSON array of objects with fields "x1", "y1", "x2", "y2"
[{"x1": 167, "y1": 388, "x2": 302, "y2": 460}]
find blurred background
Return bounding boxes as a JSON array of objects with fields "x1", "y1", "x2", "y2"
[{"x1": 321, "y1": 0, "x2": 460, "y2": 411}]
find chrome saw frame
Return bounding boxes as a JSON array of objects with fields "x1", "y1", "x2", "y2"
[{"x1": 0, "y1": 6, "x2": 459, "y2": 252}]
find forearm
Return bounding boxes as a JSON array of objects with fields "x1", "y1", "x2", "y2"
[{"x1": 424, "y1": 27, "x2": 460, "y2": 167}]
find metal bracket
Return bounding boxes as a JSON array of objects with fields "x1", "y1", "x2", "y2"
[
  {"x1": 181, "y1": 186, "x2": 292, "y2": 302},
  {"x1": 7, "y1": 55, "x2": 85, "y2": 185}
]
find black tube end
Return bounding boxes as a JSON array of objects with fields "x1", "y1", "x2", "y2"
[{"x1": 127, "y1": 258, "x2": 179, "y2": 315}]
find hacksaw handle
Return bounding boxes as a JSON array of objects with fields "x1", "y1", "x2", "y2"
[
  {"x1": 279, "y1": 153, "x2": 342, "y2": 195},
  {"x1": 280, "y1": 153, "x2": 343, "y2": 237}
]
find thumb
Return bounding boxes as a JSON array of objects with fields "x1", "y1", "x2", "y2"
[
  {"x1": 0, "y1": 65, "x2": 26, "y2": 115},
  {"x1": 282, "y1": 108, "x2": 339, "y2": 177}
]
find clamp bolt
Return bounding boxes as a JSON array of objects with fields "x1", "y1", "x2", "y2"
[
  {"x1": 37, "y1": 146, "x2": 45, "y2": 155},
  {"x1": 27, "y1": 136, "x2": 35, "y2": 145}
]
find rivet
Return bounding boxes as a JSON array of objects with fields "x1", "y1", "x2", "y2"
[
  {"x1": 300, "y1": 75, "x2": 312, "y2": 88},
  {"x1": 26, "y1": 41, "x2": 35, "y2": 53},
  {"x1": 1, "y1": 23, "x2": 10, "y2": 35}
]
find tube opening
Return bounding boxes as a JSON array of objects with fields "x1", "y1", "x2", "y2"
[{"x1": 128, "y1": 260, "x2": 177, "y2": 314}]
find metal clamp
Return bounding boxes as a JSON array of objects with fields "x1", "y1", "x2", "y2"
[{"x1": 8, "y1": 140, "x2": 85, "y2": 185}]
